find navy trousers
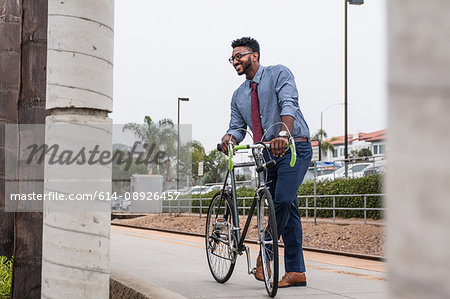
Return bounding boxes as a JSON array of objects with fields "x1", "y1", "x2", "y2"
[{"x1": 263, "y1": 141, "x2": 312, "y2": 273}]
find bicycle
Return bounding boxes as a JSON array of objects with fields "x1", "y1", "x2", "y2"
[{"x1": 205, "y1": 136, "x2": 297, "y2": 298}]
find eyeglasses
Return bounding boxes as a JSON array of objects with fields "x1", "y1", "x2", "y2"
[{"x1": 228, "y1": 52, "x2": 254, "y2": 64}]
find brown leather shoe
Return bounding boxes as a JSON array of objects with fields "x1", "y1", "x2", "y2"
[
  {"x1": 278, "y1": 272, "x2": 307, "y2": 288},
  {"x1": 254, "y1": 255, "x2": 271, "y2": 281}
]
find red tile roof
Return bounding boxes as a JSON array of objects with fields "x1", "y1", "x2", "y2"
[
  {"x1": 313, "y1": 129, "x2": 386, "y2": 146},
  {"x1": 327, "y1": 134, "x2": 355, "y2": 145},
  {"x1": 357, "y1": 129, "x2": 386, "y2": 142}
]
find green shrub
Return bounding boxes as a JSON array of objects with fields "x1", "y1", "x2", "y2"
[
  {"x1": 0, "y1": 256, "x2": 12, "y2": 299},
  {"x1": 297, "y1": 175, "x2": 383, "y2": 219},
  {"x1": 190, "y1": 175, "x2": 383, "y2": 219}
]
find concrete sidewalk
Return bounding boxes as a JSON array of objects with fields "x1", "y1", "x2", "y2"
[{"x1": 110, "y1": 226, "x2": 387, "y2": 298}]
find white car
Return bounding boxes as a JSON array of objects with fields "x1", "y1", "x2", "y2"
[
  {"x1": 203, "y1": 185, "x2": 223, "y2": 194},
  {"x1": 317, "y1": 163, "x2": 372, "y2": 181},
  {"x1": 363, "y1": 160, "x2": 387, "y2": 176},
  {"x1": 189, "y1": 186, "x2": 209, "y2": 195}
]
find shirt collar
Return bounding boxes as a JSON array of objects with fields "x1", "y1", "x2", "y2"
[{"x1": 248, "y1": 65, "x2": 264, "y2": 87}]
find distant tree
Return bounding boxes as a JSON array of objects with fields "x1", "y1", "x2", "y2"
[
  {"x1": 112, "y1": 151, "x2": 148, "y2": 180},
  {"x1": 350, "y1": 148, "x2": 373, "y2": 158},
  {"x1": 350, "y1": 150, "x2": 359, "y2": 158},
  {"x1": 358, "y1": 148, "x2": 373, "y2": 157},
  {"x1": 179, "y1": 140, "x2": 206, "y2": 186},
  {"x1": 204, "y1": 149, "x2": 228, "y2": 184},
  {"x1": 190, "y1": 141, "x2": 206, "y2": 186},
  {"x1": 236, "y1": 173, "x2": 250, "y2": 181},
  {"x1": 312, "y1": 129, "x2": 334, "y2": 158}
]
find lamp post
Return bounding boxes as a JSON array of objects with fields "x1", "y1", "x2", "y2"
[
  {"x1": 344, "y1": 0, "x2": 364, "y2": 177},
  {"x1": 320, "y1": 103, "x2": 345, "y2": 142},
  {"x1": 177, "y1": 97, "x2": 189, "y2": 191},
  {"x1": 320, "y1": 103, "x2": 344, "y2": 174},
  {"x1": 320, "y1": 102, "x2": 344, "y2": 166}
]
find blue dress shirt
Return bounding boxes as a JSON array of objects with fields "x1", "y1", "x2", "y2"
[{"x1": 226, "y1": 64, "x2": 310, "y2": 143}]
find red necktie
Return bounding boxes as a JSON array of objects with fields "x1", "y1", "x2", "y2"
[{"x1": 251, "y1": 82, "x2": 263, "y2": 142}]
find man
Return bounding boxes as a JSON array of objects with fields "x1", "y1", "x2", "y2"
[{"x1": 221, "y1": 37, "x2": 312, "y2": 288}]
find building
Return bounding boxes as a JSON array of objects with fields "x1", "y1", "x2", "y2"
[{"x1": 313, "y1": 129, "x2": 386, "y2": 162}]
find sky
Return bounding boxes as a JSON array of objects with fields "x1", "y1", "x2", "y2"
[{"x1": 112, "y1": 0, "x2": 387, "y2": 152}]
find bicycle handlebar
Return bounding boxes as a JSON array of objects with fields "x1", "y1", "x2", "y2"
[{"x1": 217, "y1": 139, "x2": 297, "y2": 170}]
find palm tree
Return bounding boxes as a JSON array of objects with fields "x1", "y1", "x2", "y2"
[
  {"x1": 41, "y1": 1, "x2": 114, "y2": 298},
  {"x1": 123, "y1": 116, "x2": 178, "y2": 184},
  {"x1": 0, "y1": 0, "x2": 20, "y2": 259},
  {"x1": 10, "y1": 0, "x2": 47, "y2": 297},
  {"x1": 312, "y1": 129, "x2": 335, "y2": 159}
]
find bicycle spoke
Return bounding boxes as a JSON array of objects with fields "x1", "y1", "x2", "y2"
[
  {"x1": 257, "y1": 191, "x2": 279, "y2": 297},
  {"x1": 205, "y1": 193, "x2": 236, "y2": 283}
]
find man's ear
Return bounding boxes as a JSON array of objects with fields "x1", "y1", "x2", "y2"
[{"x1": 252, "y1": 52, "x2": 259, "y2": 62}]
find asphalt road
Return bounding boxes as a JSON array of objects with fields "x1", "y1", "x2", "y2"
[{"x1": 111, "y1": 225, "x2": 387, "y2": 299}]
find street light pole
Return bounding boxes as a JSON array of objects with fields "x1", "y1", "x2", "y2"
[
  {"x1": 320, "y1": 102, "x2": 344, "y2": 173},
  {"x1": 344, "y1": 0, "x2": 363, "y2": 177},
  {"x1": 320, "y1": 103, "x2": 345, "y2": 141},
  {"x1": 177, "y1": 97, "x2": 189, "y2": 191}
]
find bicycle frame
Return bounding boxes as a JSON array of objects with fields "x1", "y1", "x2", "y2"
[{"x1": 217, "y1": 143, "x2": 271, "y2": 253}]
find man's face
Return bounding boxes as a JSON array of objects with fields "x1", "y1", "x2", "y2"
[{"x1": 231, "y1": 46, "x2": 255, "y2": 76}]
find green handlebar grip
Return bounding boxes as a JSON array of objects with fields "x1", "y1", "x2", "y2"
[
  {"x1": 234, "y1": 145, "x2": 247, "y2": 150},
  {"x1": 289, "y1": 143, "x2": 296, "y2": 167}
]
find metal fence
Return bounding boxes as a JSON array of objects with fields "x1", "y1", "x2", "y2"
[{"x1": 159, "y1": 193, "x2": 385, "y2": 225}]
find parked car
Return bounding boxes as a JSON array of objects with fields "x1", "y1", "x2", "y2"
[
  {"x1": 363, "y1": 160, "x2": 387, "y2": 176},
  {"x1": 317, "y1": 163, "x2": 372, "y2": 181},
  {"x1": 190, "y1": 186, "x2": 209, "y2": 195},
  {"x1": 203, "y1": 185, "x2": 223, "y2": 194}
]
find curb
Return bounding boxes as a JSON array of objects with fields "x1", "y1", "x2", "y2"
[{"x1": 110, "y1": 266, "x2": 187, "y2": 299}]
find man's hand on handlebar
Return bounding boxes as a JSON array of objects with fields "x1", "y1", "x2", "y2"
[
  {"x1": 221, "y1": 134, "x2": 236, "y2": 155},
  {"x1": 270, "y1": 137, "x2": 289, "y2": 157}
]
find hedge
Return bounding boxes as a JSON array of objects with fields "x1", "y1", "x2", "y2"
[
  {"x1": 297, "y1": 175, "x2": 383, "y2": 219},
  {"x1": 190, "y1": 174, "x2": 383, "y2": 219}
]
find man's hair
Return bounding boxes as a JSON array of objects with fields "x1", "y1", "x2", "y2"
[{"x1": 231, "y1": 37, "x2": 260, "y2": 61}]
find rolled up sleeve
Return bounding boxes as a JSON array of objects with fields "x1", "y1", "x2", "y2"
[
  {"x1": 274, "y1": 65, "x2": 300, "y2": 119},
  {"x1": 226, "y1": 94, "x2": 247, "y2": 143}
]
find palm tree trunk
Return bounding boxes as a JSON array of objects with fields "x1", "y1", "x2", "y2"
[
  {"x1": 10, "y1": 0, "x2": 47, "y2": 297},
  {"x1": 0, "y1": 0, "x2": 20, "y2": 258},
  {"x1": 41, "y1": 0, "x2": 114, "y2": 297}
]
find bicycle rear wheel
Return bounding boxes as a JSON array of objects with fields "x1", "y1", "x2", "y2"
[
  {"x1": 257, "y1": 189, "x2": 279, "y2": 297},
  {"x1": 205, "y1": 192, "x2": 237, "y2": 283}
]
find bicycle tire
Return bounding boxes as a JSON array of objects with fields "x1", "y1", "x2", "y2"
[
  {"x1": 258, "y1": 189, "x2": 279, "y2": 297},
  {"x1": 205, "y1": 192, "x2": 237, "y2": 283}
]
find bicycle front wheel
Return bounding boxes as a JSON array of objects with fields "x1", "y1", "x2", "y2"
[
  {"x1": 258, "y1": 189, "x2": 279, "y2": 298},
  {"x1": 205, "y1": 192, "x2": 237, "y2": 283}
]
